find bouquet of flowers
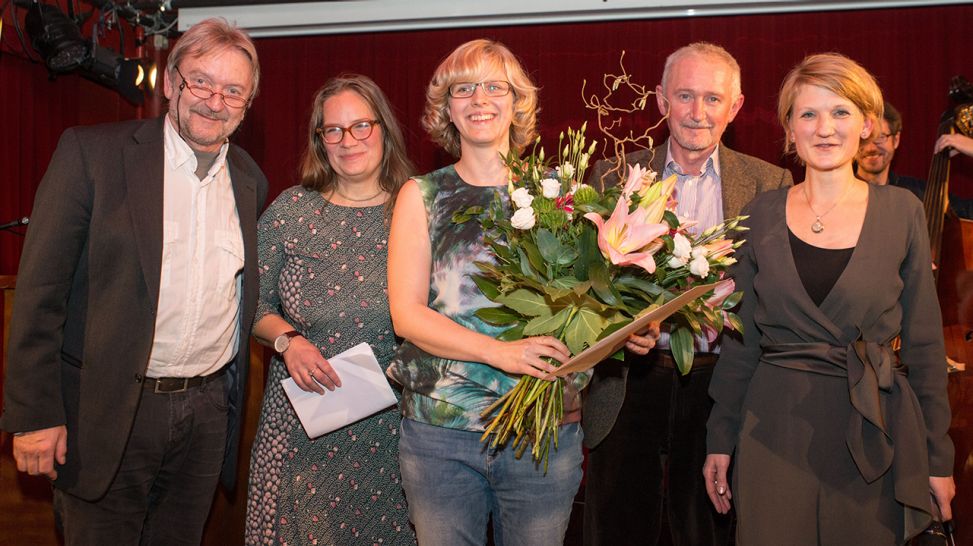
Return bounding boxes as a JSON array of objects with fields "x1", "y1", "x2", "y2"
[{"x1": 453, "y1": 124, "x2": 747, "y2": 469}]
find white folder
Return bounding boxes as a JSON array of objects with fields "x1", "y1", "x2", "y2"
[{"x1": 281, "y1": 342, "x2": 397, "y2": 438}]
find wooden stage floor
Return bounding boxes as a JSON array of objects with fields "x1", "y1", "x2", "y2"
[{"x1": 2, "y1": 368, "x2": 972, "y2": 545}]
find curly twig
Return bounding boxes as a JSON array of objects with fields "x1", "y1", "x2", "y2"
[{"x1": 581, "y1": 51, "x2": 668, "y2": 189}]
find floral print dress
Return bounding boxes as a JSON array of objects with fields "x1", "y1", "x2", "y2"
[{"x1": 246, "y1": 187, "x2": 415, "y2": 546}]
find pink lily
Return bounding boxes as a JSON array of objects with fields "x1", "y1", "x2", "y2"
[
  {"x1": 705, "y1": 278, "x2": 735, "y2": 308},
  {"x1": 622, "y1": 163, "x2": 653, "y2": 199},
  {"x1": 703, "y1": 239, "x2": 734, "y2": 260},
  {"x1": 584, "y1": 197, "x2": 669, "y2": 274}
]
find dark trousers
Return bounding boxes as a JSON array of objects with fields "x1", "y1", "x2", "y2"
[
  {"x1": 54, "y1": 375, "x2": 229, "y2": 546},
  {"x1": 583, "y1": 353, "x2": 732, "y2": 546}
]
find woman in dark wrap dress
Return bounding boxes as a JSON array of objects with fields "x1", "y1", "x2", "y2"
[{"x1": 703, "y1": 53, "x2": 955, "y2": 545}]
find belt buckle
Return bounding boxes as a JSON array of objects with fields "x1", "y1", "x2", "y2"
[{"x1": 154, "y1": 378, "x2": 190, "y2": 394}]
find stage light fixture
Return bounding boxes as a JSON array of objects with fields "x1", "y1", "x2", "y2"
[
  {"x1": 80, "y1": 45, "x2": 152, "y2": 105},
  {"x1": 25, "y1": 3, "x2": 88, "y2": 73}
]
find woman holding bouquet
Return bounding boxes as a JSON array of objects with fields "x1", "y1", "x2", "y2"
[
  {"x1": 246, "y1": 75, "x2": 416, "y2": 545},
  {"x1": 703, "y1": 53, "x2": 955, "y2": 544},
  {"x1": 387, "y1": 39, "x2": 654, "y2": 545}
]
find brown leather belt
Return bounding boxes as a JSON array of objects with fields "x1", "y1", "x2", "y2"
[
  {"x1": 652, "y1": 350, "x2": 719, "y2": 370},
  {"x1": 143, "y1": 366, "x2": 228, "y2": 394}
]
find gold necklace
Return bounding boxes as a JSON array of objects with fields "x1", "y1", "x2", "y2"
[
  {"x1": 332, "y1": 186, "x2": 385, "y2": 203},
  {"x1": 803, "y1": 181, "x2": 853, "y2": 233}
]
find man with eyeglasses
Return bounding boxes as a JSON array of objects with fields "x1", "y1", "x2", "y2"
[
  {"x1": 0, "y1": 18, "x2": 268, "y2": 545},
  {"x1": 856, "y1": 101, "x2": 972, "y2": 218}
]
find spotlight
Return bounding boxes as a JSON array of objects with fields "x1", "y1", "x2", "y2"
[
  {"x1": 25, "y1": 3, "x2": 88, "y2": 73},
  {"x1": 81, "y1": 45, "x2": 152, "y2": 105}
]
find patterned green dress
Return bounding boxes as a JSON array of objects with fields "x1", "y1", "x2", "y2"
[
  {"x1": 386, "y1": 165, "x2": 588, "y2": 431},
  {"x1": 246, "y1": 187, "x2": 415, "y2": 546}
]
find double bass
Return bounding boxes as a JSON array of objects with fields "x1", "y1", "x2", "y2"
[{"x1": 925, "y1": 76, "x2": 973, "y2": 365}]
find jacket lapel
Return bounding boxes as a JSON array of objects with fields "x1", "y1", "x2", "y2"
[{"x1": 124, "y1": 117, "x2": 166, "y2": 303}]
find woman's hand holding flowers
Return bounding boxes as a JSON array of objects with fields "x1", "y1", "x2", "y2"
[{"x1": 488, "y1": 336, "x2": 570, "y2": 380}]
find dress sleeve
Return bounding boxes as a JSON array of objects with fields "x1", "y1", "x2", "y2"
[
  {"x1": 254, "y1": 189, "x2": 293, "y2": 326},
  {"x1": 706, "y1": 200, "x2": 766, "y2": 455},
  {"x1": 898, "y1": 199, "x2": 954, "y2": 476}
]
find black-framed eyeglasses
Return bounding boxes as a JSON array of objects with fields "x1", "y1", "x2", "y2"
[
  {"x1": 448, "y1": 81, "x2": 511, "y2": 98},
  {"x1": 870, "y1": 132, "x2": 894, "y2": 145},
  {"x1": 175, "y1": 66, "x2": 249, "y2": 109},
  {"x1": 316, "y1": 120, "x2": 381, "y2": 144}
]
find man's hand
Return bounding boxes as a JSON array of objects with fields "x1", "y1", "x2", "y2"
[
  {"x1": 625, "y1": 321, "x2": 661, "y2": 355},
  {"x1": 12, "y1": 425, "x2": 67, "y2": 480}
]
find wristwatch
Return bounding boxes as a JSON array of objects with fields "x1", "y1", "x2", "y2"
[{"x1": 274, "y1": 330, "x2": 302, "y2": 354}]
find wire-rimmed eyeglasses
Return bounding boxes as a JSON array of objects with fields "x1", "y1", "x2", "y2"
[
  {"x1": 316, "y1": 120, "x2": 382, "y2": 144},
  {"x1": 448, "y1": 81, "x2": 511, "y2": 98},
  {"x1": 175, "y1": 66, "x2": 249, "y2": 109},
  {"x1": 869, "y1": 132, "x2": 894, "y2": 145}
]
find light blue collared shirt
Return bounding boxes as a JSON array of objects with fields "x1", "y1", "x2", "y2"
[
  {"x1": 657, "y1": 141, "x2": 724, "y2": 353},
  {"x1": 663, "y1": 141, "x2": 723, "y2": 237}
]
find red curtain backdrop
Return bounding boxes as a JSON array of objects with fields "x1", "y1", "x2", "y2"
[{"x1": 2, "y1": 4, "x2": 972, "y2": 274}]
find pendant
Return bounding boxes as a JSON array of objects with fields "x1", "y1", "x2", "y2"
[{"x1": 811, "y1": 218, "x2": 824, "y2": 233}]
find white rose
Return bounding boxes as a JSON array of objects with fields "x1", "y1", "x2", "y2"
[
  {"x1": 667, "y1": 255, "x2": 687, "y2": 269},
  {"x1": 511, "y1": 207, "x2": 536, "y2": 230},
  {"x1": 691, "y1": 246, "x2": 708, "y2": 259},
  {"x1": 541, "y1": 178, "x2": 561, "y2": 198},
  {"x1": 689, "y1": 254, "x2": 710, "y2": 277},
  {"x1": 511, "y1": 187, "x2": 534, "y2": 209},
  {"x1": 672, "y1": 233, "x2": 692, "y2": 260}
]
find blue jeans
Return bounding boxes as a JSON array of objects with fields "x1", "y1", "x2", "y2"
[{"x1": 398, "y1": 418, "x2": 583, "y2": 546}]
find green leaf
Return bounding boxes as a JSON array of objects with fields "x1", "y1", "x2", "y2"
[
  {"x1": 535, "y1": 228, "x2": 560, "y2": 260},
  {"x1": 663, "y1": 210, "x2": 680, "y2": 229},
  {"x1": 564, "y1": 307, "x2": 610, "y2": 354},
  {"x1": 669, "y1": 326, "x2": 695, "y2": 375},
  {"x1": 573, "y1": 226, "x2": 600, "y2": 281},
  {"x1": 497, "y1": 323, "x2": 526, "y2": 341},
  {"x1": 496, "y1": 289, "x2": 551, "y2": 317},
  {"x1": 595, "y1": 318, "x2": 632, "y2": 341},
  {"x1": 615, "y1": 275, "x2": 664, "y2": 297},
  {"x1": 683, "y1": 309, "x2": 703, "y2": 335},
  {"x1": 722, "y1": 290, "x2": 743, "y2": 310},
  {"x1": 471, "y1": 274, "x2": 500, "y2": 300},
  {"x1": 523, "y1": 306, "x2": 574, "y2": 336},
  {"x1": 588, "y1": 260, "x2": 620, "y2": 307},
  {"x1": 725, "y1": 312, "x2": 744, "y2": 333},
  {"x1": 475, "y1": 306, "x2": 521, "y2": 325},
  {"x1": 543, "y1": 277, "x2": 584, "y2": 301},
  {"x1": 517, "y1": 247, "x2": 541, "y2": 281},
  {"x1": 520, "y1": 239, "x2": 547, "y2": 278}
]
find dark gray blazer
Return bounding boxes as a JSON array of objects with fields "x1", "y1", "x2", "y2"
[
  {"x1": 0, "y1": 116, "x2": 268, "y2": 499},
  {"x1": 581, "y1": 141, "x2": 793, "y2": 449}
]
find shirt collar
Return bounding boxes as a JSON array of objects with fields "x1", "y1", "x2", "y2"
[
  {"x1": 163, "y1": 114, "x2": 230, "y2": 177},
  {"x1": 664, "y1": 140, "x2": 721, "y2": 178}
]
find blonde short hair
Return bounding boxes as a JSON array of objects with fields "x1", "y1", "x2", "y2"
[
  {"x1": 422, "y1": 39, "x2": 538, "y2": 157},
  {"x1": 168, "y1": 17, "x2": 260, "y2": 101},
  {"x1": 777, "y1": 52, "x2": 883, "y2": 153}
]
